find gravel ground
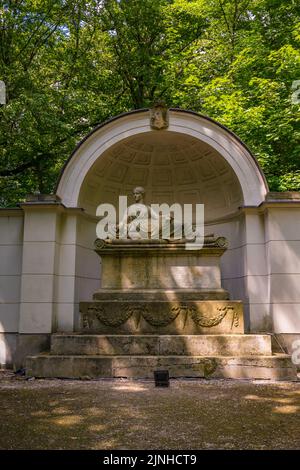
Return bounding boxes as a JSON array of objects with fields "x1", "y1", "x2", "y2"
[{"x1": 1, "y1": 371, "x2": 300, "y2": 450}]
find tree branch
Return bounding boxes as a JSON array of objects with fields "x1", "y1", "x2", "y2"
[{"x1": 0, "y1": 161, "x2": 35, "y2": 177}]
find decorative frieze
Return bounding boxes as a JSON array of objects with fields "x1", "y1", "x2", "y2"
[{"x1": 80, "y1": 301, "x2": 243, "y2": 334}]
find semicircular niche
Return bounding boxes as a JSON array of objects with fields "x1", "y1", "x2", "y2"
[{"x1": 78, "y1": 131, "x2": 243, "y2": 223}]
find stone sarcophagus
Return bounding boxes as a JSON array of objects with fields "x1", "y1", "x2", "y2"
[{"x1": 79, "y1": 237, "x2": 245, "y2": 334}]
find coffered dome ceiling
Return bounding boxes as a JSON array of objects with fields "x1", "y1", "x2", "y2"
[{"x1": 78, "y1": 131, "x2": 243, "y2": 222}]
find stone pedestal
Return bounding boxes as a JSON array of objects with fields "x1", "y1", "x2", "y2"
[
  {"x1": 79, "y1": 238, "x2": 240, "y2": 334},
  {"x1": 94, "y1": 238, "x2": 228, "y2": 292},
  {"x1": 26, "y1": 238, "x2": 297, "y2": 380}
]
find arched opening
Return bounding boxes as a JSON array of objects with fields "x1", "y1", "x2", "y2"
[
  {"x1": 78, "y1": 131, "x2": 243, "y2": 223},
  {"x1": 56, "y1": 109, "x2": 268, "y2": 210},
  {"x1": 54, "y1": 109, "x2": 269, "y2": 332}
]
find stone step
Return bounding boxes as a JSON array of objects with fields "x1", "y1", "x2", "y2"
[
  {"x1": 50, "y1": 334, "x2": 272, "y2": 356},
  {"x1": 26, "y1": 354, "x2": 296, "y2": 381}
]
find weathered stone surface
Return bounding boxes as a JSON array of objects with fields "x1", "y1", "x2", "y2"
[
  {"x1": 79, "y1": 300, "x2": 244, "y2": 334},
  {"x1": 51, "y1": 334, "x2": 159, "y2": 356},
  {"x1": 26, "y1": 354, "x2": 296, "y2": 380},
  {"x1": 209, "y1": 355, "x2": 297, "y2": 380},
  {"x1": 93, "y1": 289, "x2": 230, "y2": 301},
  {"x1": 26, "y1": 355, "x2": 112, "y2": 379},
  {"x1": 158, "y1": 334, "x2": 271, "y2": 356},
  {"x1": 95, "y1": 242, "x2": 226, "y2": 291},
  {"x1": 14, "y1": 334, "x2": 50, "y2": 369},
  {"x1": 51, "y1": 334, "x2": 272, "y2": 356}
]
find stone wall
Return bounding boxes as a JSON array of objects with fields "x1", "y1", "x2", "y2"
[
  {"x1": 74, "y1": 214, "x2": 101, "y2": 330},
  {"x1": 267, "y1": 206, "x2": 300, "y2": 334},
  {"x1": 206, "y1": 214, "x2": 248, "y2": 327},
  {"x1": 0, "y1": 210, "x2": 23, "y2": 366}
]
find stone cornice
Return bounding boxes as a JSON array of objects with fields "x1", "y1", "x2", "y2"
[
  {"x1": 94, "y1": 237, "x2": 228, "y2": 257},
  {"x1": 266, "y1": 191, "x2": 300, "y2": 201},
  {"x1": 3, "y1": 190, "x2": 300, "y2": 220},
  {"x1": 0, "y1": 208, "x2": 23, "y2": 216},
  {"x1": 242, "y1": 201, "x2": 300, "y2": 214}
]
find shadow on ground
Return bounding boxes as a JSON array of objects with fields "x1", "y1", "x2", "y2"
[{"x1": 1, "y1": 371, "x2": 299, "y2": 450}]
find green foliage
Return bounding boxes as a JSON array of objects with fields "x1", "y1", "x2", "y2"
[{"x1": 0, "y1": 0, "x2": 300, "y2": 206}]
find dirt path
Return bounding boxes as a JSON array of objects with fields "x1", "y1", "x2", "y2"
[{"x1": 1, "y1": 371, "x2": 299, "y2": 450}]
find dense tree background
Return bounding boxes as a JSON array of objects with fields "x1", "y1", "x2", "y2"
[{"x1": 0, "y1": 0, "x2": 299, "y2": 206}]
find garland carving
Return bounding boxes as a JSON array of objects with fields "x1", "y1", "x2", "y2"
[{"x1": 83, "y1": 303, "x2": 239, "y2": 330}]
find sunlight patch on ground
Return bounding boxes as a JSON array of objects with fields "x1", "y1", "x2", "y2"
[
  {"x1": 273, "y1": 405, "x2": 299, "y2": 414},
  {"x1": 51, "y1": 415, "x2": 83, "y2": 426},
  {"x1": 85, "y1": 407, "x2": 105, "y2": 416},
  {"x1": 88, "y1": 424, "x2": 106, "y2": 432},
  {"x1": 244, "y1": 394, "x2": 296, "y2": 403},
  {"x1": 111, "y1": 383, "x2": 148, "y2": 392},
  {"x1": 51, "y1": 407, "x2": 71, "y2": 415}
]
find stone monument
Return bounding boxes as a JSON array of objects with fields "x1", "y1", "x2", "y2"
[
  {"x1": 24, "y1": 107, "x2": 297, "y2": 381},
  {"x1": 80, "y1": 186, "x2": 244, "y2": 336}
]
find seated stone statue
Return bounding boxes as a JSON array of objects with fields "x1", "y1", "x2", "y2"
[{"x1": 106, "y1": 186, "x2": 196, "y2": 242}]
